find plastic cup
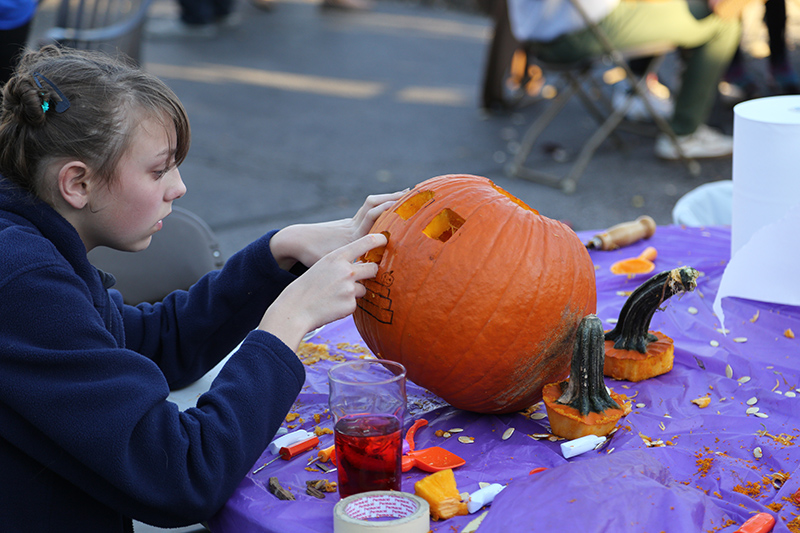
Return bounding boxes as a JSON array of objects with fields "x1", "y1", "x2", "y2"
[{"x1": 328, "y1": 359, "x2": 407, "y2": 498}]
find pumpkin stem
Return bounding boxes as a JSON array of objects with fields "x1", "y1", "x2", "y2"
[
  {"x1": 556, "y1": 314, "x2": 620, "y2": 416},
  {"x1": 604, "y1": 266, "x2": 699, "y2": 353}
]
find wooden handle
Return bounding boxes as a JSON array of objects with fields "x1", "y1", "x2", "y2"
[{"x1": 590, "y1": 216, "x2": 656, "y2": 251}]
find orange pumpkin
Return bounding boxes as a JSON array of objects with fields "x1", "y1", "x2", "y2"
[{"x1": 353, "y1": 175, "x2": 597, "y2": 414}]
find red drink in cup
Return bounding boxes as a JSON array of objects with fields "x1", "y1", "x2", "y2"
[
  {"x1": 334, "y1": 414, "x2": 402, "y2": 498},
  {"x1": 328, "y1": 359, "x2": 407, "y2": 499}
]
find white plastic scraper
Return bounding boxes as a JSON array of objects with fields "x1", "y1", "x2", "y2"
[
  {"x1": 560, "y1": 434, "x2": 606, "y2": 459},
  {"x1": 467, "y1": 483, "x2": 505, "y2": 513},
  {"x1": 267, "y1": 429, "x2": 313, "y2": 455}
]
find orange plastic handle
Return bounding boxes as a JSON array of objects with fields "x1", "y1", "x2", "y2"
[
  {"x1": 404, "y1": 419, "x2": 428, "y2": 452},
  {"x1": 317, "y1": 444, "x2": 335, "y2": 462},
  {"x1": 734, "y1": 513, "x2": 775, "y2": 533},
  {"x1": 279, "y1": 435, "x2": 319, "y2": 460}
]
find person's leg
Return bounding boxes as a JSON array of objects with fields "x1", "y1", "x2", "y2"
[
  {"x1": 598, "y1": 0, "x2": 741, "y2": 135},
  {"x1": 212, "y1": 0, "x2": 235, "y2": 20},
  {"x1": 177, "y1": 0, "x2": 216, "y2": 25},
  {"x1": 765, "y1": 0, "x2": 787, "y2": 67},
  {"x1": 765, "y1": 0, "x2": 798, "y2": 93},
  {"x1": 0, "y1": 21, "x2": 32, "y2": 86}
]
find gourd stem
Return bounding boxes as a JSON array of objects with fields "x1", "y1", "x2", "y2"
[
  {"x1": 604, "y1": 266, "x2": 699, "y2": 353},
  {"x1": 556, "y1": 314, "x2": 620, "y2": 416}
]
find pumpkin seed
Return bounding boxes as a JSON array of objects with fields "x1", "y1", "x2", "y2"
[
  {"x1": 636, "y1": 403, "x2": 646, "y2": 408},
  {"x1": 746, "y1": 406, "x2": 760, "y2": 414},
  {"x1": 771, "y1": 473, "x2": 787, "y2": 489},
  {"x1": 530, "y1": 413, "x2": 547, "y2": 420},
  {"x1": 458, "y1": 436, "x2": 475, "y2": 444},
  {"x1": 776, "y1": 390, "x2": 783, "y2": 395},
  {"x1": 755, "y1": 412, "x2": 769, "y2": 419},
  {"x1": 753, "y1": 447, "x2": 763, "y2": 459},
  {"x1": 786, "y1": 391, "x2": 797, "y2": 398},
  {"x1": 530, "y1": 433, "x2": 551, "y2": 440},
  {"x1": 733, "y1": 337, "x2": 748, "y2": 343},
  {"x1": 478, "y1": 482, "x2": 490, "y2": 490},
  {"x1": 738, "y1": 376, "x2": 751, "y2": 384},
  {"x1": 502, "y1": 428, "x2": 515, "y2": 441},
  {"x1": 710, "y1": 340, "x2": 719, "y2": 347},
  {"x1": 746, "y1": 397, "x2": 758, "y2": 406},
  {"x1": 606, "y1": 318, "x2": 618, "y2": 324},
  {"x1": 442, "y1": 432, "x2": 452, "y2": 439},
  {"x1": 447, "y1": 428, "x2": 463, "y2": 434},
  {"x1": 688, "y1": 307, "x2": 699, "y2": 315},
  {"x1": 725, "y1": 365, "x2": 733, "y2": 379},
  {"x1": 716, "y1": 328, "x2": 730, "y2": 334}
]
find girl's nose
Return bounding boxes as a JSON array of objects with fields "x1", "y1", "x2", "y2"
[{"x1": 168, "y1": 167, "x2": 187, "y2": 201}]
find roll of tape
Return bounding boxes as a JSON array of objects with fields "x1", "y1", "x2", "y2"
[{"x1": 333, "y1": 491, "x2": 430, "y2": 533}]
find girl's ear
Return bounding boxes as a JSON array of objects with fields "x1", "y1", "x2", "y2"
[{"x1": 56, "y1": 161, "x2": 92, "y2": 209}]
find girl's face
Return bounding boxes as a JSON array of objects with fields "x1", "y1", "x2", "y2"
[{"x1": 83, "y1": 116, "x2": 187, "y2": 252}]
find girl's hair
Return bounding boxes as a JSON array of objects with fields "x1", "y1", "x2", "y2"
[{"x1": 0, "y1": 46, "x2": 190, "y2": 202}]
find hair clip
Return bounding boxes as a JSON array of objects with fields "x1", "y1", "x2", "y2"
[{"x1": 32, "y1": 72, "x2": 70, "y2": 113}]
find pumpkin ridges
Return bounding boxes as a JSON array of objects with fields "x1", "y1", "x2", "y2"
[
  {"x1": 439, "y1": 218, "x2": 590, "y2": 412},
  {"x1": 390, "y1": 180, "x2": 499, "y2": 378},
  {"x1": 394, "y1": 188, "x2": 530, "y2": 385},
  {"x1": 423, "y1": 206, "x2": 524, "y2": 387},
  {"x1": 440, "y1": 214, "x2": 550, "y2": 408},
  {"x1": 437, "y1": 216, "x2": 591, "y2": 412}
]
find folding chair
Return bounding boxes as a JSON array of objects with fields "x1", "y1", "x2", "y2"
[
  {"x1": 41, "y1": 0, "x2": 153, "y2": 64},
  {"x1": 506, "y1": 0, "x2": 700, "y2": 194},
  {"x1": 88, "y1": 206, "x2": 225, "y2": 305}
]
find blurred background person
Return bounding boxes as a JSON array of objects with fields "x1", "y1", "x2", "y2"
[{"x1": 506, "y1": 0, "x2": 741, "y2": 160}]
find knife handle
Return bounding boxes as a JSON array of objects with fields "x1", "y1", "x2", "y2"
[{"x1": 588, "y1": 216, "x2": 656, "y2": 251}]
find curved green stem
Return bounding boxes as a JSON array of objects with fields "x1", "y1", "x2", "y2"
[
  {"x1": 556, "y1": 314, "x2": 620, "y2": 416},
  {"x1": 604, "y1": 266, "x2": 699, "y2": 353}
]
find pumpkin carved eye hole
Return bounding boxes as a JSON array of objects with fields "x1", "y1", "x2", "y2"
[
  {"x1": 395, "y1": 190, "x2": 435, "y2": 220},
  {"x1": 361, "y1": 231, "x2": 390, "y2": 263},
  {"x1": 423, "y1": 209, "x2": 465, "y2": 243}
]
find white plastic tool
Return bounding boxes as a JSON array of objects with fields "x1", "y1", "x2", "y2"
[
  {"x1": 560, "y1": 434, "x2": 606, "y2": 459},
  {"x1": 267, "y1": 429, "x2": 313, "y2": 455},
  {"x1": 467, "y1": 483, "x2": 505, "y2": 514}
]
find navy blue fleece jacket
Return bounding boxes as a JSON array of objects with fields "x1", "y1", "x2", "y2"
[{"x1": 0, "y1": 180, "x2": 306, "y2": 532}]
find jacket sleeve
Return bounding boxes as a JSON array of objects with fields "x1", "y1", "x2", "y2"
[
  {"x1": 119, "y1": 230, "x2": 300, "y2": 389},
  {"x1": 0, "y1": 233, "x2": 306, "y2": 526}
]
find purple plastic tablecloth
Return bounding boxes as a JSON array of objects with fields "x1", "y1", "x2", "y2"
[{"x1": 208, "y1": 225, "x2": 800, "y2": 533}]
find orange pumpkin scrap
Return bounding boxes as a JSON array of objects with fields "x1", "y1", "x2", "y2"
[
  {"x1": 544, "y1": 315, "x2": 630, "y2": 440},
  {"x1": 353, "y1": 174, "x2": 597, "y2": 414},
  {"x1": 414, "y1": 468, "x2": 468, "y2": 521},
  {"x1": 604, "y1": 267, "x2": 699, "y2": 382}
]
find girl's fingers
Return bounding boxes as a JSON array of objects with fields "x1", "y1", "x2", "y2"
[
  {"x1": 352, "y1": 260, "x2": 380, "y2": 281},
  {"x1": 340, "y1": 233, "x2": 387, "y2": 262}
]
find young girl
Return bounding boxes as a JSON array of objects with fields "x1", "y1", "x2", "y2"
[{"x1": 0, "y1": 45, "x2": 399, "y2": 531}]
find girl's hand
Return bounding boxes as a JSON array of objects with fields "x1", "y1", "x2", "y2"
[
  {"x1": 258, "y1": 233, "x2": 387, "y2": 350},
  {"x1": 270, "y1": 190, "x2": 406, "y2": 271}
]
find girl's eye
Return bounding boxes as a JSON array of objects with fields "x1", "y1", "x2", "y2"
[{"x1": 154, "y1": 167, "x2": 170, "y2": 179}]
